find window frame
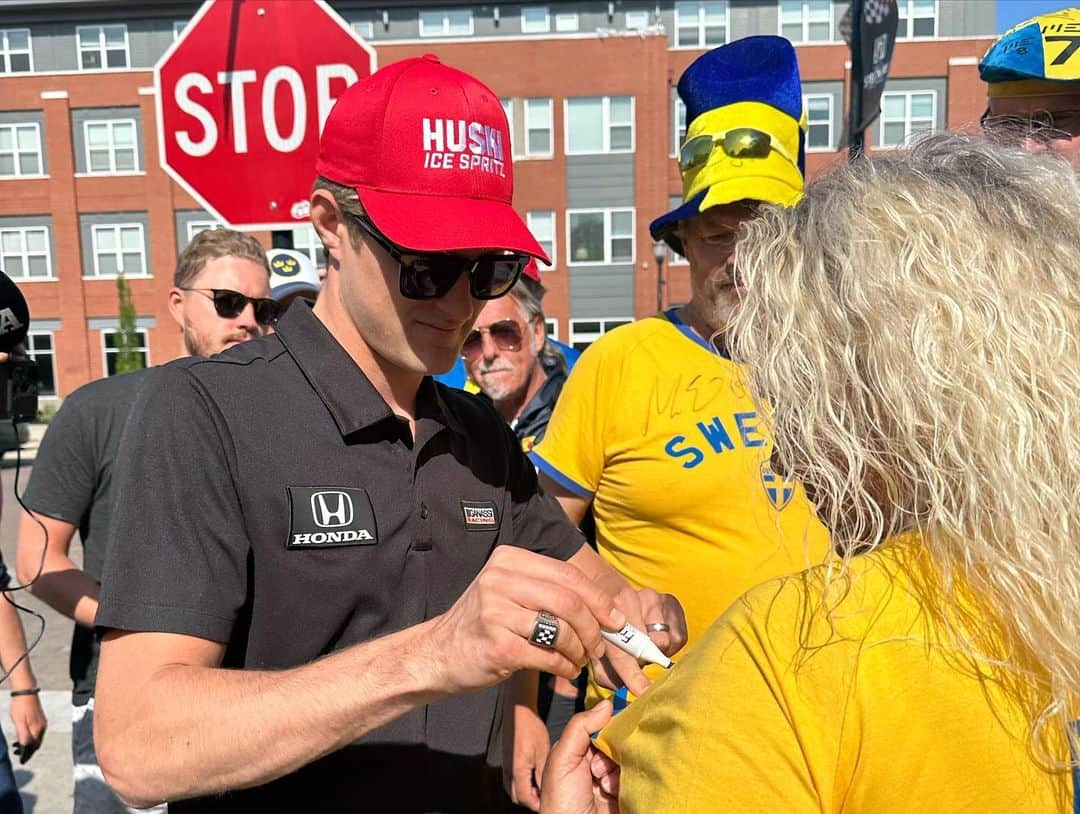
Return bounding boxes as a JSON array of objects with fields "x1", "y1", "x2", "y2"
[
  {"x1": 25, "y1": 330, "x2": 56, "y2": 396},
  {"x1": 83, "y1": 118, "x2": 139, "y2": 174},
  {"x1": 778, "y1": 0, "x2": 835, "y2": 44},
  {"x1": 0, "y1": 28, "x2": 33, "y2": 73},
  {"x1": 564, "y1": 95, "x2": 636, "y2": 156},
  {"x1": 565, "y1": 207, "x2": 636, "y2": 267},
  {"x1": 554, "y1": 12, "x2": 580, "y2": 32},
  {"x1": 0, "y1": 122, "x2": 44, "y2": 178},
  {"x1": 101, "y1": 327, "x2": 149, "y2": 378},
  {"x1": 544, "y1": 318, "x2": 559, "y2": 342},
  {"x1": 76, "y1": 24, "x2": 130, "y2": 71},
  {"x1": 625, "y1": 9, "x2": 650, "y2": 30},
  {"x1": 89, "y1": 222, "x2": 148, "y2": 279},
  {"x1": 0, "y1": 225, "x2": 53, "y2": 281},
  {"x1": 876, "y1": 90, "x2": 937, "y2": 149},
  {"x1": 351, "y1": 20, "x2": 375, "y2": 39},
  {"x1": 418, "y1": 9, "x2": 474, "y2": 37},
  {"x1": 803, "y1": 93, "x2": 835, "y2": 152},
  {"x1": 569, "y1": 317, "x2": 633, "y2": 350},
  {"x1": 673, "y1": 1, "x2": 730, "y2": 49},
  {"x1": 291, "y1": 225, "x2": 326, "y2": 270},
  {"x1": 185, "y1": 219, "x2": 222, "y2": 242},
  {"x1": 527, "y1": 210, "x2": 556, "y2": 270},
  {"x1": 897, "y1": 0, "x2": 938, "y2": 39},
  {"x1": 521, "y1": 5, "x2": 551, "y2": 33},
  {"x1": 671, "y1": 96, "x2": 687, "y2": 157},
  {"x1": 523, "y1": 97, "x2": 554, "y2": 158}
]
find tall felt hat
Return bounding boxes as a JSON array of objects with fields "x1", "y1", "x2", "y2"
[
  {"x1": 980, "y1": 8, "x2": 1080, "y2": 97},
  {"x1": 651, "y1": 36, "x2": 806, "y2": 252}
]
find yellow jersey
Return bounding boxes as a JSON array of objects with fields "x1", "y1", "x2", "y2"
[
  {"x1": 532, "y1": 310, "x2": 829, "y2": 664},
  {"x1": 596, "y1": 539, "x2": 1073, "y2": 812}
]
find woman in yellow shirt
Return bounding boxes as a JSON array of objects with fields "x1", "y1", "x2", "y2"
[{"x1": 539, "y1": 132, "x2": 1079, "y2": 812}]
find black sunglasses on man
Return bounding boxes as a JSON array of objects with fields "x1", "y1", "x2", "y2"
[{"x1": 179, "y1": 287, "x2": 282, "y2": 326}]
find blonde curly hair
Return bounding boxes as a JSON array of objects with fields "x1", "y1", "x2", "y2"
[{"x1": 729, "y1": 131, "x2": 1079, "y2": 765}]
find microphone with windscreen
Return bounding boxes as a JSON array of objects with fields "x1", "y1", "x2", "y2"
[{"x1": 0, "y1": 270, "x2": 38, "y2": 421}]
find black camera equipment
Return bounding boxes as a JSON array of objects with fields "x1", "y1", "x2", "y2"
[{"x1": 0, "y1": 270, "x2": 39, "y2": 422}]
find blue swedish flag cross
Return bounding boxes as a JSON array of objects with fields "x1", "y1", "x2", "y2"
[{"x1": 762, "y1": 470, "x2": 795, "y2": 510}]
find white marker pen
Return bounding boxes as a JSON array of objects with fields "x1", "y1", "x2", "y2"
[{"x1": 601, "y1": 622, "x2": 673, "y2": 669}]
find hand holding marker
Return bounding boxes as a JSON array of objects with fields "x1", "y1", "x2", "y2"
[{"x1": 602, "y1": 622, "x2": 673, "y2": 669}]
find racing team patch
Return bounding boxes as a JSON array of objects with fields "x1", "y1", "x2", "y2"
[{"x1": 460, "y1": 500, "x2": 498, "y2": 532}]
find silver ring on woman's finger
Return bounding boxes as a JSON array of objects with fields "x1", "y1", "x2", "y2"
[
  {"x1": 646, "y1": 622, "x2": 671, "y2": 633},
  {"x1": 529, "y1": 610, "x2": 560, "y2": 648}
]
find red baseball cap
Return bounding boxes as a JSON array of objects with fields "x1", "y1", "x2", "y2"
[
  {"x1": 521, "y1": 258, "x2": 541, "y2": 284},
  {"x1": 316, "y1": 54, "x2": 549, "y2": 264}
]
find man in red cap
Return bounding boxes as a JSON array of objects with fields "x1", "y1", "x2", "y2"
[{"x1": 92, "y1": 55, "x2": 684, "y2": 812}]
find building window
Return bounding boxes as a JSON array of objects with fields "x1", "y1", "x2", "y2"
[
  {"x1": 626, "y1": 10, "x2": 650, "y2": 30},
  {"x1": 555, "y1": 12, "x2": 580, "y2": 32},
  {"x1": 186, "y1": 219, "x2": 222, "y2": 243},
  {"x1": 291, "y1": 225, "x2": 326, "y2": 271},
  {"x1": 0, "y1": 28, "x2": 32, "y2": 73},
  {"x1": 25, "y1": 332, "x2": 55, "y2": 396},
  {"x1": 500, "y1": 98, "x2": 515, "y2": 155},
  {"x1": 780, "y1": 0, "x2": 833, "y2": 43},
  {"x1": 527, "y1": 210, "x2": 556, "y2": 269},
  {"x1": 351, "y1": 20, "x2": 374, "y2": 39},
  {"x1": 84, "y1": 119, "x2": 138, "y2": 173},
  {"x1": 522, "y1": 6, "x2": 550, "y2": 33},
  {"x1": 897, "y1": 0, "x2": 936, "y2": 39},
  {"x1": 675, "y1": 1, "x2": 728, "y2": 48},
  {"x1": 419, "y1": 9, "x2": 473, "y2": 37},
  {"x1": 804, "y1": 94, "x2": 834, "y2": 151},
  {"x1": 90, "y1": 224, "x2": 146, "y2": 278},
  {"x1": 0, "y1": 123, "x2": 43, "y2": 177},
  {"x1": 672, "y1": 97, "x2": 687, "y2": 156},
  {"x1": 102, "y1": 328, "x2": 148, "y2": 377},
  {"x1": 0, "y1": 226, "x2": 51, "y2": 280},
  {"x1": 544, "y1": 318, "x2": 558, "y2": 341},
  {"x1": 566, "y1": 96, "x2": 634, "y2": 154},
  {"x1": 877, "y1": 90, "x2": 936, "y2": 148},
  {"x1": 664, "y1": 196, "x2": 688, "y2": 265},
  {"x1": 77, "y1": 24, "x2": 129, "y2": 70},
  {"x1": 569, "y1": 318, "x2": 632, "y2": 350},
  {"x1": 173, "y1": 20, "x2": 188, "y2": 40},
  {"x1": 567, "y1": 208, "x2": 635, "y2": 265},
  {"x1": 524, "y1": 98, "x2": 553, "y2": 156}
]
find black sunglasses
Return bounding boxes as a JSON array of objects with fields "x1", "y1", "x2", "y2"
[
  {"x1": 180, "y1": 287, "x2": 282, "y2": 326},
  {"x1": 350, "y1": 214, "x2": 528, "y2": 301}
]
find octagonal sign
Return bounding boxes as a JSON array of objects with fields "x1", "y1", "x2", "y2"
[{"x1": 156, "y1": 0, "x2": 375, "y2": 229}]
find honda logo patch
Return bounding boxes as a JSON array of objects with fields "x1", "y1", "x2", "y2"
[
  {"x1": 461, "y1": 500, "x2": 498, "y2": 532},
  {"x1": 286, "y1": 486, "x2": 377, "y2": 549}
]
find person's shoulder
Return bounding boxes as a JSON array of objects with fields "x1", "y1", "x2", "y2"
[
  {"x1": 435, "y1": 380, "x2": 506, "y2": 432},
  {"x1": 53, "y1": 366, "x2": 155, "y2": 418},
  {"x1": 168, "y1": 334, "x2": 289, "y2": 386},
  {"x1": 584, "y1": 315, "x2": 676, "y2": 357}
]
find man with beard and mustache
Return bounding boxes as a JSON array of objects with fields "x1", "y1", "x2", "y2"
[{"x1": 14, "y1": 227, "x2": 271, "y2": 814}]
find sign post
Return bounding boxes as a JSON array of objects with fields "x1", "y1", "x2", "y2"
[
  {"x1": 840, "y1": 0, "x2": 899, "y2": 159},
  {"x1": 155, "y1": 0, "x2": 375, "y2": 230}
]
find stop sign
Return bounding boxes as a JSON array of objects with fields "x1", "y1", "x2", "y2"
[{"x1": 155, "y1": 0, "x2": 375, "y2": 229}]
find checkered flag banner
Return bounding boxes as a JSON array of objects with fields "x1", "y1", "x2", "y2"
[{"x1": 864, "y1": 0, "x2": 890, "y2": 25}]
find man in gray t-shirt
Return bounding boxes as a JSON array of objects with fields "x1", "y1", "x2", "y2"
[{"x1": 14, "y1": 228, "x2": 272, "y2": 813}]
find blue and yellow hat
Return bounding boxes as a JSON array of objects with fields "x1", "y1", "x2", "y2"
[
  {"x1": 979, "y1": 8, "x2": 1080, "y2": 97},
  {"x1": 652, "y1": 36, "x2": 806, "y2": 251}
]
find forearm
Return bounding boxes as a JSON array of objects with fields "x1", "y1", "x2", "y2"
[
  {"x1": 97, "y1": 618, "x2": 448, "y2": 806},
  {"x1": 508, "y1": 669, "x2": 540, "y2": 713},
  {"x1": 0, "y1": 595, "x2": 37, "y2": 691},
  {"x1": 28, "y1": 564, "x2": 99, "y2": 628}
]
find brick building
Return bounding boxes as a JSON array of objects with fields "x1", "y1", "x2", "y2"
[{"x1": 0, "y1": 0, "x2": 997, "y2": 398}]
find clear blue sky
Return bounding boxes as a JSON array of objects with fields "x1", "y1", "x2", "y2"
[{"x1": 996, "y1": 0, "x2": 1072, "y2": 32}]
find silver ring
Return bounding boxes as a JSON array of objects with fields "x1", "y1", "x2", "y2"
[
  {"x1": 646, "y1": 622, "x2": 670, "y2": 633},
  {"x1": 529, "y1": 610, "x2": 560, "y2": 649}
]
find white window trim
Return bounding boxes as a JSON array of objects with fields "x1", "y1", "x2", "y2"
[
  {"x1": 897, "y1": 0, "x2": 938, "y2": 40},
  {"x1": 83, "y1": 118, "x2": 139, "y2": 174},
  {"x1": 803, "y1": 93, "x2": 835, "y2": 152},
  {"x1": 554, "y1": 12, "x2": 580, "y2": 32},
  {"x1": 291, "y1": 224, "x2": 326, "y2": 269},
  {"x1": 673, "y1": 1, "x2": 730, "y2": 50},
  {"x1": 0, "y1": 28, "x2": 33, "y2": 73},
  {"x1": 418, "y1": 9, "x2": 475, "y2": 37},
  {"x1": 185, "y1": 219, "x2": 222, "y2": 241},
  {"x1": 527, "y1": 210, "x2": 557, "y2": 270},
  {"x1": 25, "y1": 330, "x2": 56, "y2": 395},
  {"x1": 100, "y1": 327, "x2": 150, "y2": 378},
  {"x1": 625, "y1": 9, "x2": 650, "y2": 30},
  {"x1": 89, "y1": 223, "x2": 148, "y2": 279},
  {"x1": 351, "y1": 20, "x2": 375, "y2": 39},
  {"x1": 523, "y1": 97, "x2": 554, "y2": 158},
  {"x1": 569, "y1": 317, "x2": 633, "y2": 348},
  {"x1": 565, "y1": 207, "x2": 636, "y2": 267},
  {"x1": 544, "y1": 318, "x2": 559, "y2": 341},
  {"x1": 76, "y1": 24, "x2": 130, "y2": 71},
  {"x1": 778, "y1": 0, "x2": 835, "y2": 44},
  {"x1": 0, "y1": 122, "x2": 44, "y2": 178},
  {"x1": 0, "y1": 225, "x2": 53, "y2": 281},
  {"x1": 671, "y1": 96, "x2": 687, "y2": 157},
  {"x1": 521, "y1": 6, "x2": 551, "y2": 33},
  {"x1": 564, "y1": 96, "x2": 636, "y2": 156},
  {"x1": 877, "y1": 90, "x2": 937, "y2": 149}
]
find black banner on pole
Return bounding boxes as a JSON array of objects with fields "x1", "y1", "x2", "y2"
[{"x1": 840, "y1": 0, "x2": 899, "y2": 155}]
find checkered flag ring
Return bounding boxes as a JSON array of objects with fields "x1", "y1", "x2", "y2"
[{"x1": 529, "y1": 610, "x2": 560, "y2": 648}]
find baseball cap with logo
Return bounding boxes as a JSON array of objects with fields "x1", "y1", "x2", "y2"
[
  {"x1": 267, "y1": 248, "x2": 321, "y2": 303},
  {"x1": 316, "y1": 54, "x2": 548, "y2": 264}
]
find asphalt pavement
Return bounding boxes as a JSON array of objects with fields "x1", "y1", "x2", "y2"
[{"x1": 1, "y1": 458, "x2": 77, "y2": 813}]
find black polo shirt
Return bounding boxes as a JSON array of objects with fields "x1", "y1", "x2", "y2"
[{"x1": 96, "y1": 303, "x2": 584, "y2": 812}]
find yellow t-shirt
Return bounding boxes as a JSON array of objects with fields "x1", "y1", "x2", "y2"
[
  {"x1": 596, "y1": 540, "x2": 1073, "y2": 812},
  {"x1": 532, "y1": 311, "x2": 829, "y2": 662}
]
